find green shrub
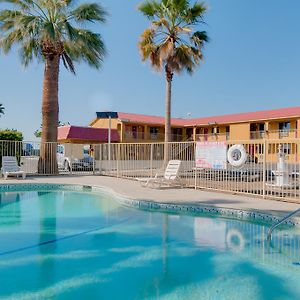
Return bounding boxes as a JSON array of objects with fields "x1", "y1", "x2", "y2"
[
  {"x1": 0, "y1": 129, "x2": 23, "y2": 141},
  {"x1": 0, "y1": 129, "x2": 24, "y2": 167}
]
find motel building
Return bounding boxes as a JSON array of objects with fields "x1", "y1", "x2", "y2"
[
  {"x1": 86, "y1": 106, "x2": 300, "y2": 163},
  {"x1": 57, "y1": 106, "x2": 300, "y2": 163},
  {"x1": 89, "y1": 106, "x2": 300, "y2": 143}
]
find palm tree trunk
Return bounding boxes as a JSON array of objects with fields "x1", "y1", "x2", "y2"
[
  {"x1": 164, "y1": 64, "x2": 173, "y2": 163},
  {"x1": 38, "y1": 56, "x2": 60, "y2": 174}
]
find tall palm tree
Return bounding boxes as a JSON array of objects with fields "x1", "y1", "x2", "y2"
[
  {"x1": 0, "y1": 104, "x2": 4, "y2": 116},
  {"x1": 0, "y1": 0, "x2": 107, "y2": 174},
  {"x1": 138, "y1": 0, "x2": 208, "y2": 144}
]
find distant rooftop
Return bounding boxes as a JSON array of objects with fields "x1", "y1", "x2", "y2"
[
  {"x1": 117, "y1": 112, "x2": 187, "y2": 126},
  {"x1": 58, "y1": 125, "x2": 119, "y2": 143},
  {"x1": 94, "y1": 106, "x2": 300, "y2": 127}
]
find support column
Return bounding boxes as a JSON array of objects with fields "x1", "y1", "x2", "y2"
[
  {"x1": 120, "y1": 123, "x2": 125, "y2": 143},
  {"x1": 265, "y1": 121, "x2": 269, "y2": 139},
  {"x1": 193, "y1": 127, "x2": 197, "y2": 141},
  {"x1": 144, "y1": 125, "x2": 149, "y2": 141},
  {"x1": 296, "y1": 119, "x2": 300, "y2": 138},
  {"x1": 182, "y1": 128, "x2": 187, "y2": 141}
]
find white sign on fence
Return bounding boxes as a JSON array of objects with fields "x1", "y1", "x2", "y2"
[{"x1": 195, "y1": 141, "x2": 227, "y2": 169}]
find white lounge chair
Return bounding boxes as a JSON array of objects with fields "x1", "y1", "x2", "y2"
[
  {"x1": 137, "y1": 160, "x2": 182, "y2": 188},
  {"x1": 1, "y1": 156, "x2": 26, "y2": 180}
]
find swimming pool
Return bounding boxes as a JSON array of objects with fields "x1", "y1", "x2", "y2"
[{"x1": 0, "y1": 185, "x2": 299, "y2": 299}]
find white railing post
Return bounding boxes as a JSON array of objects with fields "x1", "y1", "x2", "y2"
[
  {"x1": 150, "y1": 143, "x2": 153, "y2": 177},
  {"x1": 70, "y1": 144, "x2": 73, "y2": 175},
  {"x1": 263, "y1": 139, "x2": 266, "y2": 198},
  {"x1": 93, "y1": 144, "x2": 96, "y2": 175},
  {"x1": 100, "y1": 144, "x2": 103, "y2": 174},
  {"x1": 117, "y1": 144, "x2": 120, "y2": 178},
  {"x1": 194, "y1": 142, "x2": 197, "y2": 190}
]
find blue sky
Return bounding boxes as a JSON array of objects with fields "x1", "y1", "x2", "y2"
[{"x1": 1, "y1": 0, "x2": 300, "y2": 140}]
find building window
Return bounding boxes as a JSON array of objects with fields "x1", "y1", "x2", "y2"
[
  {"x1": 259, "y1": 123, "x2": 265, "y2": 131},
  {"x1": 279, "y1": 122, "x2": 291, "y2": 138},
  {"x1": 150, "y1": 127, "x2": 159, "y2": 140},
  {"x1": 282, "y1": 144, "x2": 292, "y2": 154},
  {"x1": 279, "y1": 122, "x2": 290, "y2": 131},
  {"x1": 211, "y1": 127, "x2": 220, "y2": 134},
  {"x1": 132, "y1": 126, "x2": 137, "y2": 139},
  {"x1": 250, "y1": 123, "x2": 265, "y2": 132}
]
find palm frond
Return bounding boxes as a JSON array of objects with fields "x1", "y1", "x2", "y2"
[
  {"x1": 0, "y1": 0, "x2": 107, "y2": 72},
  {"x1": 139, "y1": 0, "x2": 208, "y2": 75},
  {"x1": 69, "y1": 3, "x2": 107, "y2": 23},
  {"x1": 62, "y1": 52, "x2": 75, "y2": 74},
  {"x1": 138, "y1": 1, "x2": 162, "y2": 19},
  {"x1": 20, "y1": 37, "x2": 40, "y2": 66},
  {"x1": 0, "y1": 0, "x2": 32, "y2": 10},
  {"x1": 64, "y1": 29, "x2": 106, "y2": 69}
]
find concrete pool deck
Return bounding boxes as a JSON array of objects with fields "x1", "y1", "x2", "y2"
[{"x1": 1, "y1": 175, "x2": 300, "y2": 222}]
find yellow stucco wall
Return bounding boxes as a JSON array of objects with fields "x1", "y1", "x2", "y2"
[
  {"x1": 229, "y1": 123, "x2": 250, "y2": 140},
  {"x1": 91, "y1": 119, "x2": 119, "y2": 129}
]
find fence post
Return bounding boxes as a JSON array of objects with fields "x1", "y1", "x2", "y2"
[
  {"x1": 108, "y1": 143, "x2": 111, "y2": 174},
  {"x1": 150, "y1": 143, "x2": 153, "y2": 177},
  {"x1": 263, "y1": 139, "x2": 266, "y2": 198},
  {"x1": 194, "y1": 142, "x2": 197, "y2": 190},
  {"x1": 70, "y1": 144, "x2": 73, "y2": 175},
  {"x1": 117, "y1": 144, "x2": 120, "y2": 178},
  {"x1": 92, "y1": 144, "x2": 96, "y2": 175},
  {"x1": 99, "y1": 144, "x2": 102, "y2": 175},
  {"x1": 298, "y1": 140, "x2": 300, "y2": 200}
]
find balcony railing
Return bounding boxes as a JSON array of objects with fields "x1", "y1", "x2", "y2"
[
  {"x1": 124, "y1": 132, "x2": 184, "y2": 142},
  {"x1": 195, "y1": 133, "x2": 229, "y2": 141},
  {"x1": 124, "y1": 132, "x2": 145, "y2": 140},
  {"x1": 124, "y1": 129, "x2": 299, "y2": 142},
  {"x1": 250, "y1": 130, "x2": 297, "y2": 139},
  {"x1": 279, "y1": 130, "x2": 290, "y2": 138},
  {"x1": 250, "y1": 131, "x2": 266, "y2": 140}
]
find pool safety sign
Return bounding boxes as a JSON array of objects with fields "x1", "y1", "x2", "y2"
[{"x1": 195, "y1": 142, "x2": 227, "y2": 169}]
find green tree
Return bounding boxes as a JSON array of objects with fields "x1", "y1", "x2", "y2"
[
  {"x1": 0, "y1": 129, "x2": 23, "y2": 167},
  {"x1": 0, "y1": 129, "x2": 23, "y2": 141},
  {"x1": 0, "y1": 104, "x2": 4, "y2": 116},
  {"x1": 0, "y1": 0, "x2": 107, "y2": 174},
  {"x1": 138, "y1": 0, "x2": 208, "y2": 144}
]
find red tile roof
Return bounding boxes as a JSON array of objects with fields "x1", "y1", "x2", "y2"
[
  {"x1": 184, "y1": 106, "x2": 300, "y2": 126},
  {"x1": 117, "y1": 106, "x2": 300, "y2": 127},
  {"x1": 118, "y1": 112, "x2": 186, "y2": 126},
  {"x1": 58, "y1": 126, "x2": 119, "y2": 143}
]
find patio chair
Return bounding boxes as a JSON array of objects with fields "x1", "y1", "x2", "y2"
[
  {"x1": 137, "y1": 160, "x2": 182, "y2": 188},
  {"x1": 1, "y1": 156, "x2": 26, "y2": 180}
]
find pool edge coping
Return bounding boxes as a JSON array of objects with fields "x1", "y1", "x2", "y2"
[{"x1": 0, "y1": 182, "x2": 299, "y2": 228}]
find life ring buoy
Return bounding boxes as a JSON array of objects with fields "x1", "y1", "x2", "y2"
[
  {"x1": 227, "y1": 144, "x2": 248, "y2": 168},
  {"x1": 226, "y1": 229, "x2": 245, "y2": 252}
]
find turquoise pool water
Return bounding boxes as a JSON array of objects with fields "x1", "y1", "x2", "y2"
[{"x1": 0, "y1": 187, "x2": 299, "y2": 300}]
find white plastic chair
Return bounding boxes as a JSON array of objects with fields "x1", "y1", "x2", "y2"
[
  {"x1": 1, "y1": 156, "x2": 26, "y2": 180},
  {"x1": 137, "y1": 160, "x2": 182, "y2": 188}
]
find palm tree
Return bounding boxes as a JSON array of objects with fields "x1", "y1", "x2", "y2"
[
  {"x1": 0, "y1": 104, "x2": 4, "y2": 116},
  {"x1": 138, "y1": 0, "x2": 208, "y2": 145},
  {"x1": 0, "y1": 0, "x2": 107, "y2": 174}
]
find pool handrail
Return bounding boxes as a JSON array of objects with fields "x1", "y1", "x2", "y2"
[{"x1": 267, "y1": 207, "x2": 300, "y2": 240}]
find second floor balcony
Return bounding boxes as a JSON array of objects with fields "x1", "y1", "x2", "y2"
[
  {"x1": 250, "y1": 131, "x2": 266, "y2": 140},
  {"x1": 250, "y1": 130, "x2": 297, "y2": 140},
  {"x1": 124, "y1": 132, "x2": 185, "y2": 142},
  {"x1": 195, "y1": 133, "x2": 229, "y2": 142}
]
